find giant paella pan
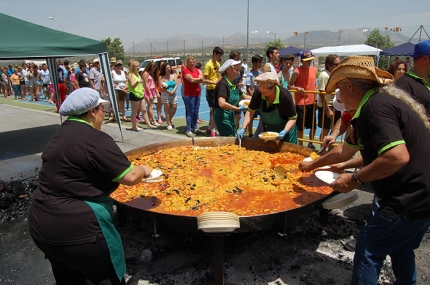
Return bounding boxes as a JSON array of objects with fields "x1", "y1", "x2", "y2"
[{"x1": 111, "y1": 137, "x2": 335, "y2": 233}]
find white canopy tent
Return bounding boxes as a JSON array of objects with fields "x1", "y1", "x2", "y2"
[{"x1": 310, "y1": 44, "x2": 382, "y2": 56}]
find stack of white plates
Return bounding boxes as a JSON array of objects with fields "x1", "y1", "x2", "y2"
[{"x1": 197, "y1": 212, "x2": 240, "y2": 233}]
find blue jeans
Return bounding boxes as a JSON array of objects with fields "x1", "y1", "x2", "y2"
[
  {"x1": 183, "y1": 95, "x2": 200, "y2": 132},
  {"x1": 13, "y1": 85, "x2": 21, "y2": 98},
  {"x1": 352, "y1": 199, "x2": 430, "y2": 285}
]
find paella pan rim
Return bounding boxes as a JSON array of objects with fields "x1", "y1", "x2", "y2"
[{"x1": 114, "y1": 137, "x2": 333, "y2": 232}]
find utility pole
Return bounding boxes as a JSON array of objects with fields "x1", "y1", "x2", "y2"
[{"x1": 246, "y1": 0, "x2": 249, "y2": 63}]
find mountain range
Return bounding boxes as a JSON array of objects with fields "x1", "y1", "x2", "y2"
[{"x1": 125, "y1": 29, "x2": 417, "y2": 54}]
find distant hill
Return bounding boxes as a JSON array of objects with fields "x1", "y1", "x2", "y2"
[{"x1": 126, "y1": 29, "x2": 420, "y2": 54}]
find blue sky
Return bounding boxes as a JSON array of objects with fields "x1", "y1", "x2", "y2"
[{"x1": 3, "y1": 0, "x2": 429, "y2": 49}]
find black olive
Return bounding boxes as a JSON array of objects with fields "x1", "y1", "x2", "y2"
[
  {"x1": 185, "y1": 197, "x2": 191, "y2": 203},
  {"x1": 191, "y1": 206, "x2": 200, "y2": 210},
  {"x1": 196, "y1": 200, "x2": 200, "y2": 205},
  {"x1": 225, "y1": 190, "x2": 232, "y2": 193},
  {"x1": 173, "y1": 189, "x2": 179, "y2": 194},
  {"x1": 190, "y1": 187, "x2": 195, "y2": 190},
  {"x1": 135, "y1": 157, "x2": 141, "y2": 160}
]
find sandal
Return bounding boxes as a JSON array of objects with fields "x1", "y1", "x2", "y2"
[
  {"x1": 122, "y1": 117, "x2": 131, "y2": 122},
  {"x1": 167, "y1": 125, "x2": 174, "y2": 131},
  {"x1": 108, "y1": 117, "x2": 116, "y2": 122}
]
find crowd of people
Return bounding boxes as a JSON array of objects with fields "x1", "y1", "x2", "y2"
[{"x1": 0, "y1": 45, "x2": 425, "y2": 143}]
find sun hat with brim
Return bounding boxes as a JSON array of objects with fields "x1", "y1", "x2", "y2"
[
  {"x1": 254, "y1": 72, "x2": 279, "y2": 84},
  {"x1": 59, "y1": 88, "x2": 109, "y2": 116},
  {"x1": 300, "y1": 50, "x2": 314, "y2": 62},
  {"x1": 410, "y1": 39, "x2": 430, "y2": 57},
  {"x1": 325, "y1": 56, "x2": 394, "y2": 93},
  {"x1": 114, "y1": 60, "x2": 123, "y2": 66},
  {"x1": 219, "y1": 59, "x2": 242, "y2": 73},
  {"x1": 333, "y1": 89, "x2": 345, "y2": 112},
  {"x1": 110, "y1": 57, "x2": 117, "y2": 63}
]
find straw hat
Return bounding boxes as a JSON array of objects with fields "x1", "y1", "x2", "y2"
[{"x1": 325, "y1": 56, "x2": 394, "y2": 93}]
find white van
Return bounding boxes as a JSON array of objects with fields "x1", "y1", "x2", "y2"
[{"x1": 139, "y1": 57, "x2": 181, "y2": 72}]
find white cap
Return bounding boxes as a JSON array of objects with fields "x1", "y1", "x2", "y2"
[
  {"x1": 333, "y1": 89, "x2": 345, "y2": 112},
  {"x1": 219, "y1": 59, "x2": 242, "y2": 73},
  {"x1": 59, "y1": 88, "x2": 109, "y2": 116}
]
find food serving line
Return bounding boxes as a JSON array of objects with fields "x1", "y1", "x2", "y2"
[{"x1": 112, "y1": 137, "x2": 357, "y2": 285}]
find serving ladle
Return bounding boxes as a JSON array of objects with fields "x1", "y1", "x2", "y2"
[{"x1": 273, "y1": 166, "x2": 300, "y2": 178}]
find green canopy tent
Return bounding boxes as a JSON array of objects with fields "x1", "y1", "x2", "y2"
[{"x1": 0, "y1": 12, "x2": 123, "y2": 141}]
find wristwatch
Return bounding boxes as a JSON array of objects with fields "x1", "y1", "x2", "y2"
[{"x1": 352, "y1": 170, "x2": 363, "y2": 185}]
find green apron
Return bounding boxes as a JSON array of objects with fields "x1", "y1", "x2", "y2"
[
  {"x1": 214, "y1": 78, "x2": 240, "y2": 136},
  {"x1": 84, "y1": 195, "x2": 125, "y2": 282},
  {"x1": 259, "y1": 103, "x2": 298, "y2": 144}
]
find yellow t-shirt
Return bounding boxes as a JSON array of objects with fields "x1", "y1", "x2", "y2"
[{"x1": 204, "y1": 60, "x2": 220, "y2": 90}]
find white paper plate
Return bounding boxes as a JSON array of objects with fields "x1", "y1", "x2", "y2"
[
  {"x1": 239, "y1": 99, "x2": 250, "y2": 107},
  {"x1": 199, "y1": 227, "x2": 238, "y2": 233},
  {"x1": 143, "y1": 177, "x2": 164, "y2": 183},
  {"x1": 148, "y1": 169, "x2": 162, "y2": 179},
  {"x1": 315, "y1": 170, "x2": 340, "y2": 184},
  {"x1": 258, "y1": 132, "x2": 279, "y2": 141},
  {"x1": 322, "y1": 191, "x2": 358, "y2": 209}
]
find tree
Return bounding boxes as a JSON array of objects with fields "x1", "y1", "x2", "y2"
[
  {"x1": 264, "y1": 39, "x2": 285, "y2": 53},
  {"x1": 364, "y1": 30, "x2": 395, "y2": 69},
  {"x1": 102, "y1": 37, "x2": 125, "y2": 61}
]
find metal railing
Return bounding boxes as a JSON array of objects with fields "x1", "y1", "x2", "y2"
[{"x1": 288, "y1": 90, "x2": 345, "y2": 146}]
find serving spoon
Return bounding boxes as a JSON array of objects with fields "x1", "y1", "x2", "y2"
[{"x1": 273, "y1": 166, "x2": 300, "y2": 178}]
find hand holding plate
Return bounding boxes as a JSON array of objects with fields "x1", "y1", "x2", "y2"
[{"x1": 278, "y1": 130, "x2": 287, "y2": 140}]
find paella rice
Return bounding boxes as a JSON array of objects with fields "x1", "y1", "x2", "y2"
[{"x1": 111, "y1": 145, "x2": 333, "y2": 216}]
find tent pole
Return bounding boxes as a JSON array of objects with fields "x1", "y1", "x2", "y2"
[
  {"x1": 46, "y1": 57, "x2": 62, "y2": 123},
  {"x1": 99, "y1": 52, "x2": 123, "y2": 142}
]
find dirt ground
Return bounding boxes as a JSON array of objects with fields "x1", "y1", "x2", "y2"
[{"x1": 115, "y1": 188, "x2": 430, "y2": 285}]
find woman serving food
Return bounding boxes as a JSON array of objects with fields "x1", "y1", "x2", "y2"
[
  {"x1": 237, "y1": 72, "x2": 298, "y2": 143},
  {"x1": 28, "y1": 88, "x2": 152, "y2": 285},
  {"x1": 213, "y1": 59, "x2": 251, "y2": 136}
]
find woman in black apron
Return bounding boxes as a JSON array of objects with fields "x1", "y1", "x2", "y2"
[{"x1": 237, "y1": 72, "x2": 298, "y2": 143}]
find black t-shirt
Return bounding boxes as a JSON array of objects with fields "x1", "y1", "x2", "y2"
[
  {"x1": 28, "y1": 119, "x2": 132, "y2": 245},
  {"x1": 249, "y1": 86, "x2": 297, "y2": 120},
  {"x1": 395, "y1": 71, "x2": 430, "y2": 117},
  {"x1": 213, "y1": 77, "x2": 242, "y2": 109},
  {"x1": 348, "y1": 91, "x2": 430, "y2": 220},
  {"x1": 76, "y1": 70, "x2": 90, "y2": 88}
]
